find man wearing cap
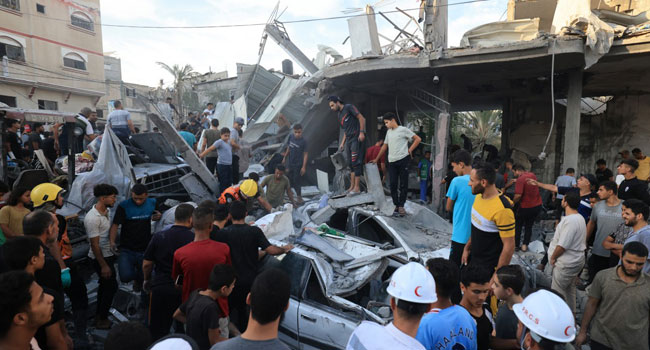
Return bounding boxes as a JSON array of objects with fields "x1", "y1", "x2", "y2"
[
  {"x1": 632, "y1": 148, "x2": 650, "y2": 182},
  {"x1": 328, "y1": 96, "x2": 367, "y2": 196},
  {"x1": 230, "y1": 117, "x2": 245, "y2": 184},
  {"x1": 513, "y1": 290, "x2": 576, "y2": 350},
  {"x1": 528, "y1": 173, "x2": 597, "y2": 223},
  {"x1": 347, "y1": 262, "x2": 436, "y2": 350},
  {"x1": 617, "y1": 158, "x2": 650, "y2": 205}
]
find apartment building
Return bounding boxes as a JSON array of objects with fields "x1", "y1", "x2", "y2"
[{"x1": 0, "y1": 0, "x2": 104, "y2": 113}]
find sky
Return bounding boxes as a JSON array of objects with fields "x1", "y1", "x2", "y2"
[{"x1": 100, "y1": 0, "x2": 509, "y2": 87}]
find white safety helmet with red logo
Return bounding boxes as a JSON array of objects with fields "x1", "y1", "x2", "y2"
[
  {"x1": 513, "y1": 290, "x2": 576, "y2": 343},
  {"x1": 386, "y1": 262, "x2": 437, "y2": 304}
]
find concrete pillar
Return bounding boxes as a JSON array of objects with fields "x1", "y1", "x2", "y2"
[
  {"x1": 424, "y1": 0, "x2": 448, "y2": 50},
  {"x1": 431, "y1": 81, "x2": 450, "y2": 214},
  {"x1": 562, "y1": 69, "x2": 583, "y2": 174},
  {"x1": 501, "y1": 98, "x2": 512, "y2": 158}
]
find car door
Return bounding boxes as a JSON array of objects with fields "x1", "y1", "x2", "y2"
[
  {"x1": 297, "y1": 267, "x2": 363, "y2": 350},
  {"x1": 277, "y1": 253, "x2": 311, "y2": 349}
]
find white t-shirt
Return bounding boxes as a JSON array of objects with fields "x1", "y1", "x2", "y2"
[
  {"x1": 77, "y1": 114, "x2": 94, "y2": 135},
  {"x1": 346, "y1": 321, "x2": 425, "y2": 350},
  {"x1": 548, "y1": 213, "x2": 586, "y2": 267},
  {"x1": 384, "y1": 126, "x2": 415, "y2": 163},
  {"x1": 84, "y1": 205, "x2": 113, "y2": 259}
]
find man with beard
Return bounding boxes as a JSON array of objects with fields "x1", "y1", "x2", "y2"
[
  {"x1": 84, "y1": 184, "x2": 119, "y2": 329},
  {"x1": 576, "y1": 241, "x2": 650, "y2": 350},
  {"x1": 462, "y1": 162, "x2": 516, "y2": 274},
  {"x1": 621, "y1": 199, "x2": 650, "y2": 274}
]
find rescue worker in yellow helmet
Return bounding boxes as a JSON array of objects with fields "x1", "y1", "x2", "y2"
[
  {"x1": 31, "y1": 182, "x2": 89, "y2": 341},
  {"x1": 218, "y1": 179, "x2": 272, "y2": 212},
  {"x1": 512, "y1": 289, "x2": 576, "y2": 350}
]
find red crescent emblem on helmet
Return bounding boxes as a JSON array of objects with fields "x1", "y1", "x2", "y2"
[
  {"x1": 564, "y1": 326, "x2": 571, "y2": 336},
  {"x1": 414, "y1": 286, "x2": 422, "y2": 297}
]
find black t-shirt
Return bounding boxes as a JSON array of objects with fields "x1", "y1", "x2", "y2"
[
  {"x1": 618, "y1": 178, "x2": 650, "y2": 205},
  {"x1": 211, "y1": 223, "x2": 271, "y2": 286},
  {"x1": 27, "y1": 132, "x2": 43, "y2": 152},
  {"x1": 6, "y1": 131, "x2": 22, "y2": 158},
  {"x1": 286, "y1": 134, "x2": 307, "y2": 169},
  {"x1": 179, "y1": 290, "x2": 225, "y2": 350},
  {"x1": 35, "y1": 245, "x2": 63, "y2": 295},
  {"x1": 465, "y1": 304, "x2": 494, "y2": 350},
  {"x1": 595, "y1": 168, "x2": 614, "y2": 183},
  {"x1": 337, "y1": 104, "x2": 361, "y2": 138},
  {"x1": 495, "y1": 303, "x2": 518, "y2": 340},
  {"x1": 34, "y1": 287, "x2": 65, "y2": 350},
  {"x1": 113, "y1": 198, "x2": 157, "y2": 252},
  {"x1": 41, "y1": 138, "x2": 58, "y2": 163},
  {"x1": 143, "y1": 225, "x2": 194, "y2": 287}
]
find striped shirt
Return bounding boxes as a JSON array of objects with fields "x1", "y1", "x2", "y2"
[{"x1": 470, "y1": 193, "x2": 515, "y2": 271}]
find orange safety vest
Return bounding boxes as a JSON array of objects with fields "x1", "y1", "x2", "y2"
[{"x1": 218, "y1": 186, "x2": 241, "y2": 204}]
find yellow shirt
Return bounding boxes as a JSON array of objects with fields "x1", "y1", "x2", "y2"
[
  {"x1": 635, "y1": 156, "x2": 650, "y2": 181},
  {"x1": 0, "y1": 205, "x2": 30, "y2": 237}
]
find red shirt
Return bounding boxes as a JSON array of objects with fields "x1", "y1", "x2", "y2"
[
  {"x1": 365, "y1": 144, "x2": 386, "y2": 166},
  {"x1": 172, "y1": 239, "x2": 231, "y2": 313},
  {"x1": 515, "y1": 172, "x2": 543, "y2": 208}
]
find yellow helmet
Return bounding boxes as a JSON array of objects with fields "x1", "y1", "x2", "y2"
[
  {"x1": 239, "y1": 179, "x2": 258, "y2": 198},
  {"x1": 31, "y1": 183, "x2": 64, "y2": 208}
]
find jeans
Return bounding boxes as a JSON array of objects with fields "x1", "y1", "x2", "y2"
[
  {"x1": 388, "y1": 156, "x2": 410, "y2": 207},
  {"x1": 217, "y1": 163, "x2": 233, "y2": 195},
  {"x1": 515, "y1": 205, "x2": 541, "y2": 246},
  {"x1": 64, "y1": 260, "x2": 88, "y2": 339},
  {"x1": 205, "y1": 157, "x2": 218, "y2": 175},
  {"x1": 419, "y1": 179, "x2": 428, "y2": 202},
  {"x1": 92, "y1": 256, "x2": 118, "y2": 320},
  {"x1": 149, "y1": 283, "x2": 182, "y2": 341},
  {"x1": 287, "y1": 167, "x2": 302, "y2": 196},
  {"x1": 229, "y1": 283, "x2": 252, "y2": 332},
  {"x1": 232, "y1": 155, "x2": 240, "y2": 184},
  {"x1": 117, "y1": 248, "x2": 144, "y2": 283},
  {"x1": 551, "y1": 261, "x2": 584, "y2": 313}
]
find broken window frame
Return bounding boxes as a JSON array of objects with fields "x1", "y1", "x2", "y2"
[
  {"x1": 0, "y1": 0, "x2": 19, "y2": 11},
  {"x1": 0, "y1": 41, "x2": 25, "y2": 62},
  {"x1": 70, "y1": 12, "x2": 94, "y2": 32},
  {"x1": 37, "y1": 99, "x2": 58, "y2": 111}
]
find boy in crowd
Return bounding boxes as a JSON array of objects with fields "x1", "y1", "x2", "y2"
[
  {"x1": 200, "y1": 128, "x2": 232, "y2": 195},
  {"x1": 416, "y1": 258, "x2": 477, "y2": 350},
  {"x1": 586, "y1": 181, "x2": 623, "y2": 283},
  {"x1": 491, "y1": 265, "x2": 524, "y2": 349},
  {"x1": 174, "y1": 264, "x2": 237, "y2": 350},
  {"x1": 595, "y1": 159, "x2": 613, "y2": 183},
  {"x1": 459, "y1": 264, "x2": 494, "y2": 350},
  {"x1": 282, "y1": 123, "x2": 308, "y2": 204},
  {"x1": 371, "y1": 112, "x2": 421, "y2": 216},
  {"x1": 446, "y1": 150, "x2": 475, "y2": 267},
  {"x1": 512, "y1": 164, "x2": 542, "y2": 252},
  {"x1": 84, "y1": 184, "x2": 119, "y2": 329}
]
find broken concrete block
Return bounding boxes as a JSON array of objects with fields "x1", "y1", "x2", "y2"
[
  {"x1": 329, "y1": 193, "x2": 375, "y2": 209},
  {"x1": 312, "y1": 205, "x2": 336, "y2": 225},
  {"x1": 364, "y1": 163, "x2": 395, "y2": 216}
]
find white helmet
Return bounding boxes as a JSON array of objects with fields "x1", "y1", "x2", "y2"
[
  {"x1": 513, "y1": 290, "x2": 576, "y2": 343},
  {"x1": 386, "y1": 262, "x2": 437, "y2": 304}
]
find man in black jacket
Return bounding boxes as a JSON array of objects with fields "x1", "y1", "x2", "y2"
[{"x1": 617, "y1": 158, "x2": 650, "y2": 206}]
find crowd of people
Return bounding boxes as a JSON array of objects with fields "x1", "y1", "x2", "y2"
[{"x1": 2, "y1": 96, "x2": 650, "y2": 350}]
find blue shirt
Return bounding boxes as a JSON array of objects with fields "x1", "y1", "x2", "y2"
[
  {"x1": 624, "y1": 224, "x2": 650, "y2": 274},
  {"x1": 113, "y1": 197, "x2": 157, "y2": 251},
  {"x1": 558, "y1": 187, "x2": 593, "y2": 222},
  {"x1": 554, "y1": 175, "x2": 576, "y2": 199},
  {"x1": 416, "y1": 305, "x2": 477, "y2": 350},
  {"x1": 179, "y1": 131, "x2": 196, "y2": 148},
  {"x1": 286, "y1": 134, "x2": 307, "y2": 169},
  {"x1": 447, "y1": 174, "x2": 475, "y2": 244}
]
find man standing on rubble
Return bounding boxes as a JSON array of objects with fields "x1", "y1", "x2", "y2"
[
  {"x1": 230, "y1": 117, "x2": 245, "y2": 184},
  {"x1": 282, "y1": 123, "x2": 308, "y2": 204},
  {"x1": 371, "y1": 112, "x2": 421, "y2": 216},
  {"x1": 328, "y1": 96, "x2": 367, "y2": 196},
  {"x1": 462, "y1": 162, "x2": 515, "y2": 273}
]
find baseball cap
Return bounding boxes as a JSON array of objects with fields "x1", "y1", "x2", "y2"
[
  {"x1": 621, "y1": 158, "x2": 639, "y2": 170},
  {"x1": 580, "y1": 173, "x2": 598, "y2": 187},
  {"x1": 234, "y1": 117, "x2": 245, "y2": 126}
]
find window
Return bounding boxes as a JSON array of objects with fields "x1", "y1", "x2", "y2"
[
  {"x1": 36, "y1": 3, "x2": 44, "y2": 13},
  {"x1": 125, "y1": 88, "x2": 137, "y2": 97},
  {"x1": 0, "y1": 0, "x2": 20, "y2": 11},
  {"x1": 355, "y1": 214, "x2": 396, "y2": 248},
  {"x1": 70, "y1": 12, "x2": 93, "y2": 31},
  {"x1": 0, "y1": 95, "x2": 17, "y2": 107},
  {"x1": 0, "y1": 38, "x2": 25, "y2": 62},
  {"x1": 37, "y1": 99, "x2": 58, "y2": 110},
  {"x1": 277, "y1": 253, "x2": 311, "y2": 298},
  {"x1": 63, "y1": 53, "x2": 86, "y2": 70}
]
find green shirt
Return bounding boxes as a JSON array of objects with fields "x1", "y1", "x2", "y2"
[
  {"x1": 260, "y1": 175, "x2": 290, "y2": 208},
  {"x1": 588, "y1": 266, "x2": 650, "y2": 349}
]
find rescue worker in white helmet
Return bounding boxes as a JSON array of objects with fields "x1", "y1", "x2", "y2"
[
  {"x1": 512, "y1": 289, "x2": 576, "y2": 350},
  {"x1": 346, "y1": 262, "x2": 437, "y2": 350}
]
